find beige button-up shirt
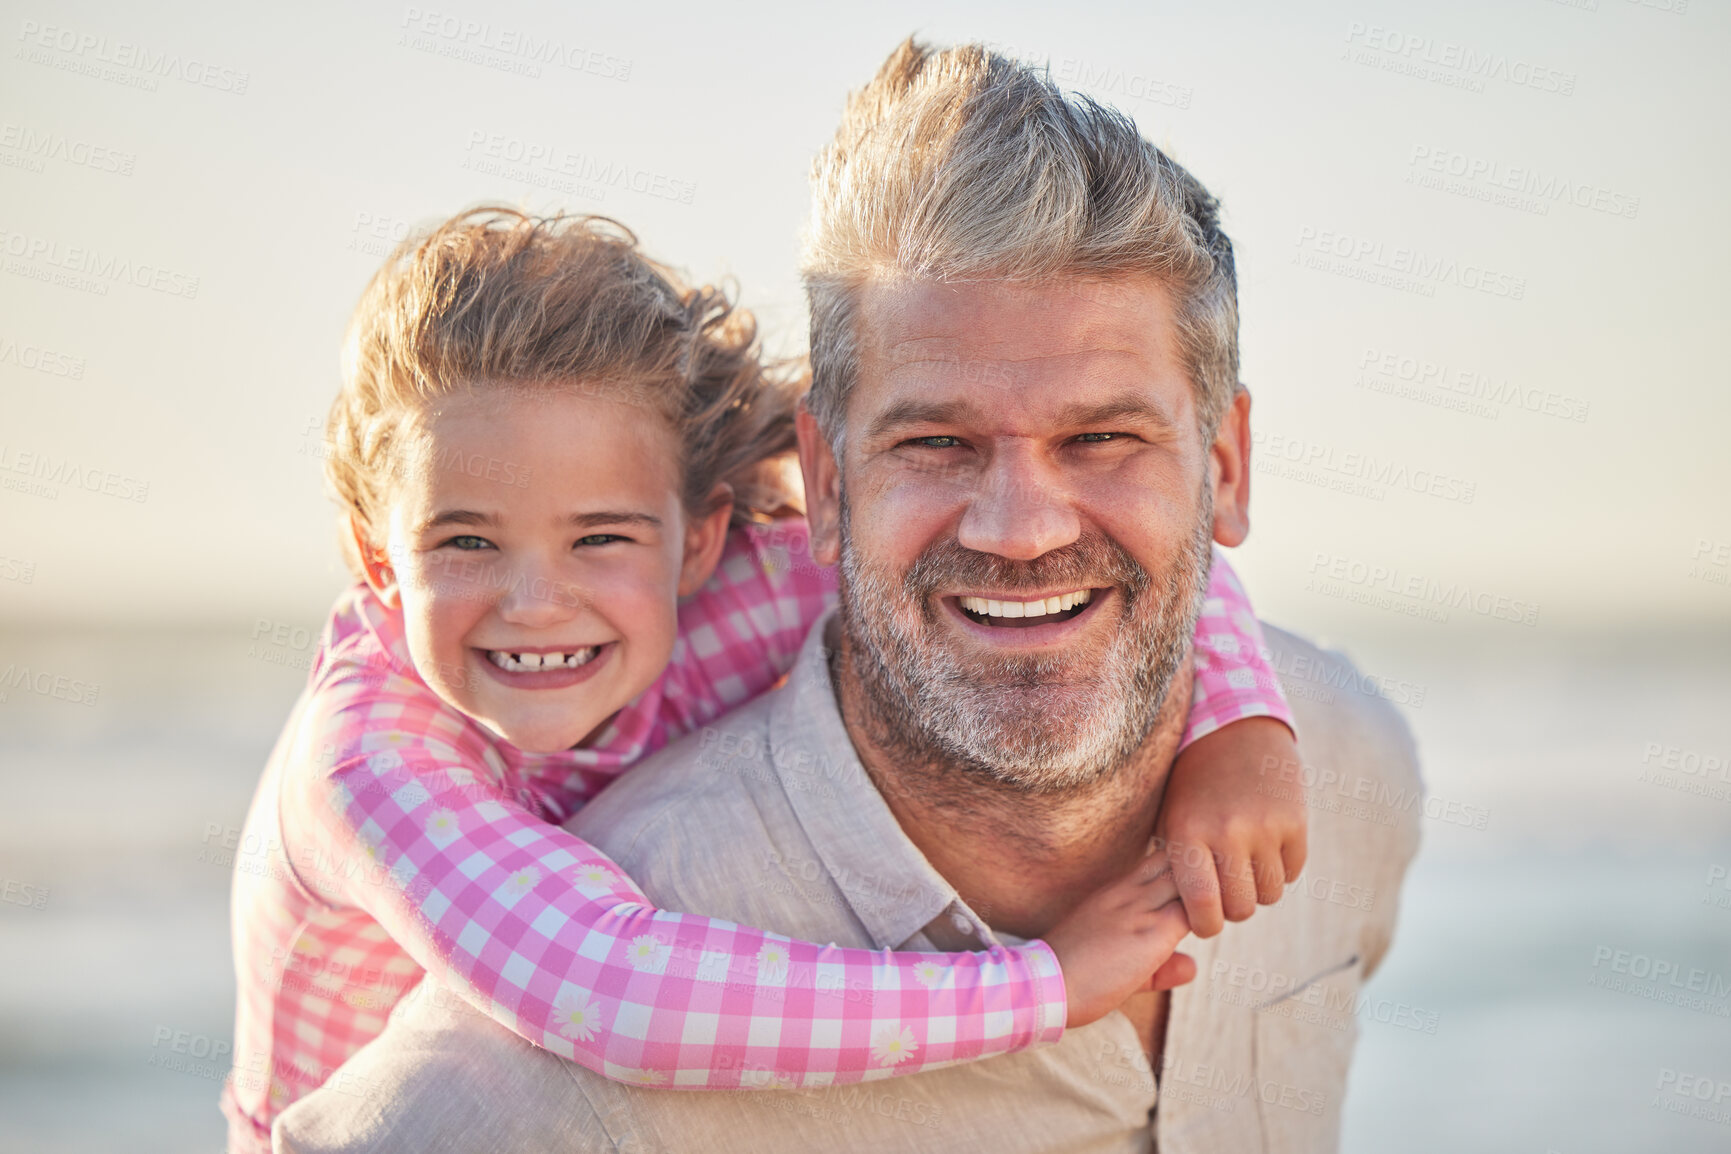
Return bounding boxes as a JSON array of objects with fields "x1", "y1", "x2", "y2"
[{"x1": 277, "y1": 616, "x2": 1421, "y2": 1153}]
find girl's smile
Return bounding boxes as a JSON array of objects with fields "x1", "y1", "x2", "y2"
[{"x1": 358, "y1": 386, "x2": 730, "y2": 752}]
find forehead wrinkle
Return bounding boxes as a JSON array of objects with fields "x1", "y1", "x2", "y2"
[{"x1": 880, "y1": 335, "x2": 1150, "y2": 370}]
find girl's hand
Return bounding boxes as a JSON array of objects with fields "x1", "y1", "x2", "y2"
[
  {"x1": 1043, "y1": 851, "x2": 1196, "y2": 1029},
  {"x1": 1155, "y1": 716, "x2": 1308, "y2": 938}
]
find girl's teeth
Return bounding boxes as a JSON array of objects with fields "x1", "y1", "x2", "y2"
[
  {"x1": 487, "y1": 648, "x2": 600, "y2": 673},
  {"x1": 958, "y1": 590, "x2": 1093, "y2": 619}
]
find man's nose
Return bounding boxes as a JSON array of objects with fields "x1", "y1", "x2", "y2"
[
  {"x1": 955, "y1": 445, "x2": 1081, "y2": 561},
  {"x1": 494, "y1": 555, "x2": 582, "y2": 627}
]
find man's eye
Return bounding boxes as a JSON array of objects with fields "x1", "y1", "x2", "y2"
[
  {"x1": 908, "y1": 435, "x2": 962, "y2": 449},
  {"x1": 444, "y1": 535, "x2": 493, "y2": 551},
  {"x1": 576, "y1": 534, "x2": 626, "y2": 547},
  {"x1": 1075, "y1": 432, "x2": 1121, "y2": 443}
]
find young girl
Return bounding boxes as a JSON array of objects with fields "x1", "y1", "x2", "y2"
[{"x1": 223, "y1": 208, "x2": 1302, "y2": 1150}]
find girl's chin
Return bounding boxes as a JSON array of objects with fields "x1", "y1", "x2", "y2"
[
  {"x1": 495, "y1": 722, "x2": 604, "y2": 754},
  {"x1": 475, "y1": 704, "x2": 609, "y2": 753}
]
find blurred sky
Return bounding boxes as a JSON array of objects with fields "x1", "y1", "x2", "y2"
[{"x1": 1, "y1": 0, "x2": 1727, "y2": 640}]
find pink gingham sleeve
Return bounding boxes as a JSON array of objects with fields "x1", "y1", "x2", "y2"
[
  {"x1": 650, "y1": 520, "x2": 837, "y2": 733},
  {"x1": 1182, "y1": 549, "x2": 1296, "y2": 747},
  {"x1": 281, "y1": 684, "x2": 1066, "y2": 1091}
]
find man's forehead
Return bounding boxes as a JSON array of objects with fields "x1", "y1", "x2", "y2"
[
  {"x1": 851, "y1": 274, "x2": 1192, "y2": 425},
  {"x1": 859, "y1": 274, "x2": 1178, "y2": 355}
]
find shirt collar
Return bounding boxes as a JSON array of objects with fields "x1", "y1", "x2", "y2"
[{"x1": 767, "y1": 611, "x2": 986, "y2": 952}]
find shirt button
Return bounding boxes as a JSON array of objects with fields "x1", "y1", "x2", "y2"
[{"x1": 950, "y1": 912, "x2": 976, "y2": 936}]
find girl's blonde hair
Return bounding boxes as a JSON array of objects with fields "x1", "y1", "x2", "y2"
[{"x1": 325, "y1": 206, "x2": 803, "y2": 576}]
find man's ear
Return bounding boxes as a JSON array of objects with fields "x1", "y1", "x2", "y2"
[
  {"x1": 1210, "y1": 387, "x2": 1252, "y2": 547},
  {"x1": 350, "y1": 511, "x2": 402, "y2": 608},
  {"x1": 795, "y1": 403, "x2": 843, "y2": 567},
  {"x1": 677, "y1": 484, "x2": 735, "y2": 597}
]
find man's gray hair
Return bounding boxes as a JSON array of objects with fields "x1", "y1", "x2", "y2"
[{"x1": 801, "y1": 38, "x2": 1240, "y2": 444}]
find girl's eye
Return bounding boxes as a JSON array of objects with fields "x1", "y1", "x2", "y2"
[
  {"x1": 444, "y1": 535, "x2": 493, "y2": 551},
  {"x1": 575, "y1": 534, "x2": 626, "y2": 547}
]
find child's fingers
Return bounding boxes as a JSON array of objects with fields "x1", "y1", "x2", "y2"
[
  {"x1": 1169, "y1": 845, "x2": 1225, "y2": 938},
  {"x1": 1252, "y1": 847, "x2": 1287, "y2": 906},
  {"x1": 1218, "y1": 850, "x2": 1259, "y2": 922},
  {"x1": 1150, "y1": 951, "x2": 1197, "y2": 991},
  {"x1": 1281, "y1": 822, "x2": 1309, "y2": 880},
  {"x1": 1134, "y1": 857, "x2": 1181, "y2": 910}
]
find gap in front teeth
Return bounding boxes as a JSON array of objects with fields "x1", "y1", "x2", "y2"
[
  {"x1": 487, "y1": 648, "x2": 600, "y2": 673},
  {"x1": 958, "y1": 589, "x2": 1092, "y2": 619}
]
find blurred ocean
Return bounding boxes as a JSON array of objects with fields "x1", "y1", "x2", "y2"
[{"x1": 0, "y1": 622, "x2": 1727, "y2": 1153}]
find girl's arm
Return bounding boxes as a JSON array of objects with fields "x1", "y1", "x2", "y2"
[
  {"x1": 283, "y1": 704, "x2": 1066, "y2": 1089},
  {"x1": 1162, "y1": 548, "x2": 1306, "y2": 938},
  {"x1": 1183, "y1": 546, "x2": 1296, "y2": 744}
]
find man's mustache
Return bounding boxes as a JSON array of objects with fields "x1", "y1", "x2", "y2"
[{"x1": 900, "y1": 532, "x2": 1153, "y2": 614}]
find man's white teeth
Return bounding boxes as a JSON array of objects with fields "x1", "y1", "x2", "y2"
[
  {"x1": 487, "y1": 648, "x2": 600, "y2": 673},
  {"x1": 958, "y1": 590, "x2": 1093, "y2": 619}
]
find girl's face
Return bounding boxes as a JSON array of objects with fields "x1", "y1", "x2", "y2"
[{"x1": 359, "y1": 386, "x2": 729, "y2": 753}]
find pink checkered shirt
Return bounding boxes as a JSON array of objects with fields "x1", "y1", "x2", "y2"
[{"x1": 223, "y1": 521, "x2": 1291, "y2": 1151}]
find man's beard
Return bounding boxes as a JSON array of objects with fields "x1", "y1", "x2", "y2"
[{"x1": 838, "y1": 488, "x2": 1216, "y2": 795}]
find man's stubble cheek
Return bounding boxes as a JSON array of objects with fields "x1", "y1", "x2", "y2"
[{"x1": 834, "y1": 473, "x2": 1214, "y2": 789}]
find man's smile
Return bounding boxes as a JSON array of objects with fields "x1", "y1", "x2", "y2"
[
  {"x1": 957, "y1": 588, "x2": 1093, "y2": 623},
  {"x1": 943, "y1": 588, "x2": 1110, "y2": 640}
]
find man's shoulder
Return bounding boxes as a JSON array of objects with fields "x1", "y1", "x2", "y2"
[
  {"x1": 1260, "y1": 623, "x2": 1422, "y2": 792},
  {"x1": 568, "y1": 685, "x2": 792, "y2": 907},
  {"x1": 1256, "y1": 623, "x2": 1424, "y2": 975}
]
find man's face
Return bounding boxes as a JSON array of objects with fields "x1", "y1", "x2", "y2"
[{"x1": 799, "y1": 276, "x2": 1249, "y2": 791}]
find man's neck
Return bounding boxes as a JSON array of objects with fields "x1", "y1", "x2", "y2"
[{"x1": 831, "y1": 623, "x2": 1192, "y2": 941}]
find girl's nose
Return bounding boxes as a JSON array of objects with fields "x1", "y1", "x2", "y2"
[{"x1": 494, "y1": 558, "x2": 583, "y2": 627}]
